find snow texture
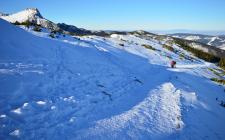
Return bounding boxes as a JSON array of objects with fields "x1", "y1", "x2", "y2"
[{"x1": 0, "y1": 19, "x2": 225, "y2": 140}]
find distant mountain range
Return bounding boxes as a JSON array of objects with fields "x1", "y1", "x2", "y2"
[
  {"x1": 151, "y1": 30, "x2": 225, "y2": 36},
  {"x1": 1, "y1": 8, "x2": 225, "y2": 53},
  {"x1": 169, "y1": 33, "x2": 225, "y2": 50}
]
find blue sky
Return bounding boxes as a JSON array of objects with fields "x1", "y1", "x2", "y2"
[{"x1": 0, "y1": 0, "x2": 225, "y2": 31}]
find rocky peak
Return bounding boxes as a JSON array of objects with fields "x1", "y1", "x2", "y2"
[{"x1": 24, "y1": 8, "x2": 43, "y2": 18}]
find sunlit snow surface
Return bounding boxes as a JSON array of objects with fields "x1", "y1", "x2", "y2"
[{"x1": 0, "y1": 19, "x2": 225, "y2": 140}]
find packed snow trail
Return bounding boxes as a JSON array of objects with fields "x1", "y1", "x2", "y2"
[
  {"x1": 0, "y1": 19, "x2": 225, "y2": 140},
  {"x1": 75, "y1": 83, "x2": 183, "y2": 140}
]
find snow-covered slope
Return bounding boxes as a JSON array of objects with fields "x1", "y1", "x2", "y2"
[
  {"x1": 0, "y1": 8, "x2": 59, "y2": 31},
  {"x1": 0, "y1": 19, "x2": 225, "y2": 140}
]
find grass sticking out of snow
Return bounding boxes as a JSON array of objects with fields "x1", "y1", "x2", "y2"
[
  {"x1": 142, "y1": 44, "x2": 157, "y2": 51},
  {"x1": 163, "y1": 44, "x2": 175, "y2": 52},
  {"x1": 208, "y1": 68, "x2": 225, "y2": 77},
  {"x1": 210, "y1": 78, "x2": 225, "y2": 85}
]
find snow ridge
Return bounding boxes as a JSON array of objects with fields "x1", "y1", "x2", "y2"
[{"x1": 77, "y1": 83, "x2": 183, "y2": 139}]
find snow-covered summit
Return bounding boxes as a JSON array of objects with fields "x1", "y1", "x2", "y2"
[
  {"x1": 0, "y1": 8, "x2": 42, "y2": 23},
  {"x1": 0, "y1": 8, "x2": 59, "y2": 31}
]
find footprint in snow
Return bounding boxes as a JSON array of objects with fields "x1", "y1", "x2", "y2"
[
  {"x1": 63, "y1": 96, "x2": 76, "y2": 103},
  {"x1": 51, "y1": 106, "x2": 56, "y2": 110},
  {"x1": 0, "y1": 114, "x2": 6, "y2": 118},
  {"x1": 10, "y1": 129, "x2": 20, "y2": 137},
  {"x1": 22, "y1": 102, "x2": 29, "y2": 108},
  {"x1": 36, "y1": 101, "x2": 47, "y2": 105},
  {"x1": 69, "y1": 117, "x2": 76, "y2": 123},
  {"x1": 10, "y1": 103, "x2": 30, "y2": 115},
  {"x1": 11, "y1": 108, "x2": 22, "y2": 114}
]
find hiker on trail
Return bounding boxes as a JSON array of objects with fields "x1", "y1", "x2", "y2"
[{"x1": 171, "y1": 60, "x2": 176, "y2": 68}]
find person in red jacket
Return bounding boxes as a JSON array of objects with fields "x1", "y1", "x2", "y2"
[{"x1": 171, "y1": 60, "x2": 176, "y2": 68}]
